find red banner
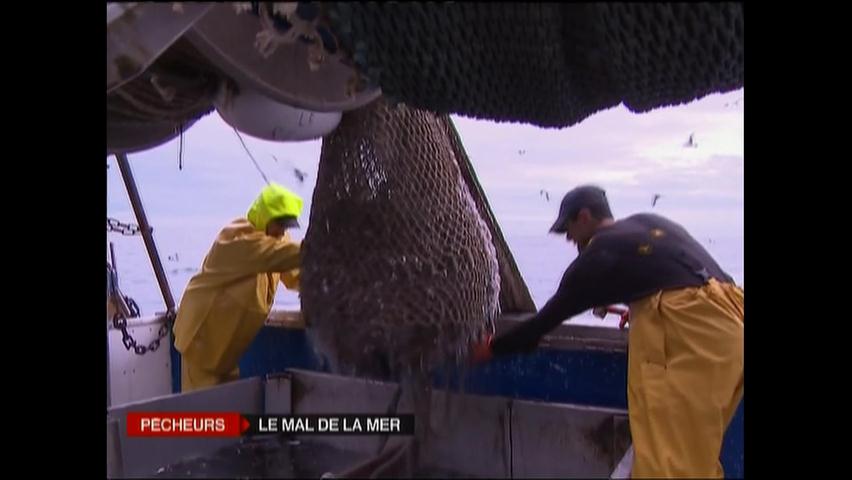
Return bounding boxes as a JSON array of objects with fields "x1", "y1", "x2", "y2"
[{"x1": 126, "y1": 412, "x2": 249, "y2": 437}]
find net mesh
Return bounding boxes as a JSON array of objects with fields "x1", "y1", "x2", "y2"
[
  {"x1": 301, "y1": 98, "x2": 501, "y2": 379},
  {"x1": 324, "y1": 2, "x2": 744, "y2": 127}
]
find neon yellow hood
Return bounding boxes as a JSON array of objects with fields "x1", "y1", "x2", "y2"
[{"x1": 246, "y1": 183, "x2": 304, "y2": 231}]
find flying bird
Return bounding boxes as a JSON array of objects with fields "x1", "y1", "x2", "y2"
[
  {"x1": 293, "y1": 168, "x2": 307, "y2": 184},
  {"x1": 271, "y1": 154, "x2": 309, "y2": 184}
]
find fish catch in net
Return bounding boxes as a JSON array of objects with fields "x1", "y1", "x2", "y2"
[{"x1": 301, "y1": 97, "x2": 501, "y2": 381}]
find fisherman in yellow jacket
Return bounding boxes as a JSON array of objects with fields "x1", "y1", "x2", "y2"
[
  {"x1": 472, "y1": 185, "x2": 744, "y2": 478},
  {"x1": 173, "y1": 183, "x2": 303, "y2": 392}
]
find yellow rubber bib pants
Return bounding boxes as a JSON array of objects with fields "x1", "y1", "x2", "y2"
[{"x1": 627, "y1": 279, "x2": 743, "y2": 478}]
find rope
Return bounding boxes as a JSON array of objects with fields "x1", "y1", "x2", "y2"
[{"x1": 232, "y1": 127, "x2": 270, "y2": 184}]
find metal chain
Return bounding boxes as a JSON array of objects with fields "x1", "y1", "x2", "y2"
[
  {"x1": 107, "y1": 217, "x2": 144, "y2": 236},
  {"x1": 125, "y1": 296, "x2": 141, "y2": 318},
  {"x1": 112, "y1": 310, "x2": 175, "y2": 355}
]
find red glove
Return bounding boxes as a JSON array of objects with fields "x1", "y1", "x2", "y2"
[
  {"x1": 470, "y1": 334, "x2": 494, "y2": 364},
  {"x1": 617, "y1": 309, "x2": 630, "y2": 330},
  {"x1": 594, "y1": 306, "x2": 630, "y2": 330}
]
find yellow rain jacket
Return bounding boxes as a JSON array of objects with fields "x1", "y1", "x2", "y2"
[{"x1": 173, "y1": 184, "x2": 303, "y2": 392}]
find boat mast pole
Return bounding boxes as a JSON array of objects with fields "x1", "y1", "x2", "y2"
[{"x1": 114, "y1": 153, "x2": 176, "y2": 313}]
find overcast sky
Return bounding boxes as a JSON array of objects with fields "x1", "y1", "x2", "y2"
[{"x1": 109, "y1": 88, "x2": 743, "y2": 237}]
